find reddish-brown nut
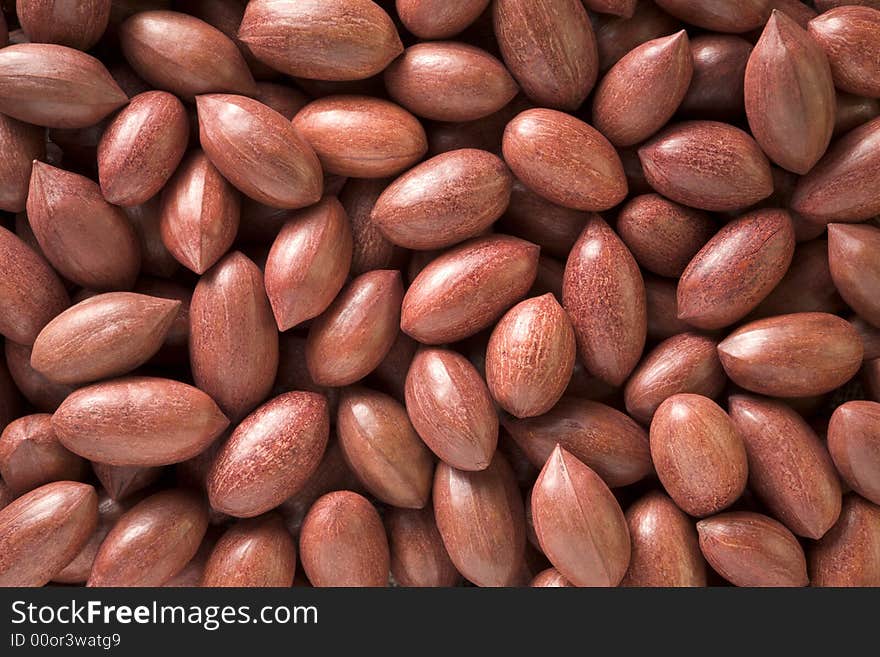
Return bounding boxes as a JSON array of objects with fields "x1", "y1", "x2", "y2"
[
  {"x1": 207, "y1": 392, "x2": 329, "y2": 518},
  {"x1": 532, "y1": 446, "x2": 630, "y2": 587},
  {"x1": 0, "y1": 481, "x2": 98, "y2": 586},
  {"x1": 697, "y1": 512, "x2": 808, "y2": 587},
  {"x1": 650, "y1": 394, "x2": 748, "y2": 517},
  {"x1": 0, "y1": 356, "x2": 19, "y2": 435},
  {"x1": 396, "y1": 0, "x2": 489, "y2": 39},
  {"x1": 809, "y1": 7, "x2": 880, "y2": 99},
  {"x1": 159, "y1": 150, "x2": 240, "y2": 275},
  {"x1": 434, "y1": 454, "x2": 525, "y2": 587},
  {"x1": 595, "y1": 1, "x2": 682, "y2": 73},
  {"x1": 0, "y1": 414, "x2": 87, "y2": 495},
  {"x1": 124, "y1": 198, "x2": 180, "y2": 278},
  {"x1": 299, "y1": 491, "x2": 389, "y2": 587},
  {"x1": 583, "y1": 0, "x2": 637, "y2": 17},
  {"x1": 401, "y1": 235, "x2": 539, "y2": 345},
  {"x1": 865, "y1": 358, "x2": 880, "y2": 403},
  {"x1": 252, "y1": 81, "x2": 309, "y2": 119},
  {"x1": 593, "y1": 31, "x2": 692, "y2": 147},
  {"x1": 120, "y1": 10, "x2": 255, "y2": 99},
  {"x1": 88, "y1": 489, "x2": 208, "y2": 586},
  {"x1": 654, "y1": 0, "x2": 770, "y2": 32},
  {"x1": 503, "y1": 397, "x2": 652, "y2": 488},
  {"x1": 385, "y1": 42, "x2": 518, "y2": 123},
  {"x1": 828, "y1": 224, "x2": 880, "y2": 328},
  {"x1": 625, "y1": 333, "x2": 726, "y2": 425},
  {"x1": 679, "y1": 35, "x2": 752, "y2": 120},
  {"x1": 163, "y1": 528, "x2": 219, "y2": 588},
  {"x1": 337, "y1": 387, "x2": 434, "y2": 509},
  {"x1": 0, "y1": 226, "x2": 69, "y2": 346},
  {"x1": 530, "y1": 568, "x2": 573, "y2": 587},
  {"x1": 26, "y1": 161, "x2": 141, "y2": 290},
  {"x1": 0, "y1": 114, "x2": 44, "y2": 213},
  {"x1": 791, "y1": 117, "x2": 880, "y2": 224},
  {"x1": 97, "y1": 90, "x2": 189, "y2": 207},
  {"x1": 371, "y1": 149, "x2": 513, "y2": 250},
  {"x1": 190, "y1": 252, "x2": 277, "y2": 422},
  {"x1": 239, "y1": 0, "x2": 402, "y2": 81},
  {"x1": 834, "y1": 92, "x2": 880, "y2": 136},
  {"x1": 202, "y1": 513, "x2": 296, "y2": 587},
  {"x1": 387, "y1": 507, "x2": 459, "y2": 587},
  {"x1": 615, "y1": 194, "x2": 716, "y2": 278},
  {"x1": 133, "y1": 277, "x2": 191, "y2": 356},
  {"x1": 340, "y1": 178, "x2": 403, "y2": 276},
  {"x1": 718, "y1": 312, "x2": 864, "y2": 397},
  {"x1": 17, "y1": 0, "x2": 111, "y2": 50},
  {"x1": 677, "y1": 209, "x2": 795, "y2": 330},
  {"x1": 810, "y1": 494, "x2": 880, "y2": 587},
  {"x1": 53, "y1": 376, "x2": 229, "y2": 466},
  {"x1": 492, "y1": 0, "x2": 597, "y2": 110},
  {"x1": 53, "y1": 493, "x2": 128, "y2": 584},
  {"x1": 405, "y1": 348, "x2": 497, "y2": 472},
  {"x1": 4, "y1": 342, "x2": 72, "y2": 412},
  {"x1": 0, "y1": 43, "x2": 128, "y2": 128},
  {"x1": 745, "y1": 11, "x2": 836, "y2": 174},
  {"x1": 503, "y1": 109, "x2": 627, "y2": 211},
  {"x1": 264, "y1": 197, "x2": 353, "y2": 331},
  {"x1": 497, "y1": 179, "x2": 587, "y2": 260},
  {"x1": 729, "y1": 394, "x2": 842, "y2": 539},
  {"x1": 828, "y1": 401, "x2": 880, "y2": 505},
  {"x1": 852, "y1": 315, "x2": 880, "y2": 361},
  {"x1": 92, "y1": 462, "x2": 162, "y2": 502},
  {"x1": 751, "y1": 238, "x2": 845, "y2": 318},
  {"x1": 485, "y1": 294, "x2": 575, "y2": 418},
  {"x1": 563, "y1": 216, "x2": 646, "y2": 387},
  {"x1": 292, "y1": 96, "x2": 427, "y2": 178},
  {"x1": 196, "y1": 93, "x2": 323, "y2": 209},
  {"x1": 815, "y1": 0, "x2": 880, "y2": 9},
  {"x1": 30, "y1": 292, "x2": 180, "y2": 386},
  {"x1": 766, "y1": 0, "x2": 817, "y2": 28}
]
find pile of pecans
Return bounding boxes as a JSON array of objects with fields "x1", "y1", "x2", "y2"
[{"x1": 0, "y1": 0, "x2": 878, "y2": 589}]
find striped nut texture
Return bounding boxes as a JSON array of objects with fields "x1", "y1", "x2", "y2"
[
  {"x1": 52, "y1": 376, "x2": 229, "y2": 466},
  {"x1": 190, "y1": 252, "x2": 278, "y2": 423},
  {"x1": 17, "y1": 0, "x2": 111, "y2": 50},
  {"x1": 88, "y1": 489, "x2": 208, "y2": 587},
  {"x1": 159, "y1": 150, "x2": 240, "y2": 275},
  {"x1": 562, "y1": 216, "x2": 646, "y2": 387},
  {"x1": 638, "y1": 121, "x2": 774, "y2": 211},
  {"x1": 592, "y1": 31, "x2": 692, "y2": 148},
  {"x1": 401, "y1": 235, "x2": 539, "y2": 345},
  {"x1": 676, "y1": 209, "x2": 795, "y2": 330},
  {"x1": 0, "y1": 43, "x2": 127, "y2": 128},
  {"x1": 126, "y1": 199, "x2": 180, "y2": 278},
  {"x1": 97, "y1": 90, "x2": 189, "y2": 207},
  {"x1": 0, "y1": 114, "x2": 45, "y2": 213},
  {"x1": 729, "y1": 395, "x2": 842, "y2": 539},
  {"x1": 532, "y1": 446, "x2": 631, "y2": 587},
  {"x1": 371, "y1": 148, "x2": 513, "y2": 250},
  {"x1": 30, "y1": 292, "x2": 181, "y2": 386},
  {"x1": 433, "y1": 454, "x2": 525, "y2": 587},
  {"x1": 0, "y1": 226, "x2": 69, "y2": 346},
  {"x1": 292, "y1": 96, "x2": 427, "y2": 178},
  {"x1": 485, "y1": 294, "x2": 576, "y2": 419},
  {"x1": 207, "y1": 392, "x2": 330, "y2": 518},
  {"x1": 697, "y1": 512, "x2": 808, "y2": 587},
  {"x1": 503, "y1": 397, "x2": 652, "y2": 488},
  {"x1": 653, "y1": 0, "x2": 770, "y2": 32},
  {"x1": 384, "y1": 42, "x2": 518, "y2": 122},
  {"x1": 405, "y1": 348, "x2": 498, "y2": 472},
  {"x1": 337, "y1": 387, "x2": 435, "y2": 509},
  {"x1": 202, "y1": 513, "x2": 296, "y2": 588},
  {"x1": 621, "y1": 491, "x2": 706, "y2": 587},
  {"x1": 492, "y1": 0, "x2": 598, "y2": 110},
  {"x1": 595, "y1": 1, "x2": 682, "y2": 73},
  {"x1": 503, "y1": 109, "x2": 627, "y2": 212},
  {"x1": 264, "y1": 197, "x2": 353, "y2": 331},
  {"x1": 299, "y1": 491, "x2": 390, "y2": 587},
  {"x1": 119, "y1": 10, "x2": 256, "y2": 99},
  {"x1": 718, "y1": 312, "x2": 863, "y2": 397},
  {"x1": 0, "y1": 414, "x2": 87, "y2": 495},
  {"x1": 26, "y1": 161, "x2": 141, "y2": 290},
  {"x1": 238, "y1": 0, "x2": 402, "y2": 81},
  {"x1": 0, "y1": 481, "x2": 97, "y2": 586},
  {"x1": 305, "y1": 270, "x2": 403, "y2": 387},
  {"x1": 340, "y1": 178, "x2": 403, "y2": 276},
  {"x1": 4, "y1": 341, "x2": 73, "y2": 412},
  {"x1": 396, "y1": 0, "x2": 490, "y2": 39},
  {"x1": 649, "y1": 394, "x2": 748, "y2": 517},
  {"x1": 828, "y1": 401, "x2": 880, "y2": 505},
  {"x1": 679, "y1": 35, "x2": 752, "y2": 120},
  {"x1": 624, "y1": 333, "x2": 726, "y2": 425},
  {"x1": 92, "y1": 462, "x2": 161, "y2": 502},
  {"x1": 827, "y1": 223, "x2": 880, "y2": 328},
  {"x1": 53, "y1": 492, "x2": 128, "y2": 585},
  {"x1": 530, "y1": 568, "x2": 573, "y2": 587},
  {"x1": 808, "y1": 6, "x2": 880, "y2": 98},
  {"x1": 196, "y1": 94, "x2": 323, "y2": 209},
  {"x1": 387, "y1": 507, "x2": 460, "y2": 587},
  {"x1": 810, "y1": 494, "x2": 880, "y2": 587}
]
